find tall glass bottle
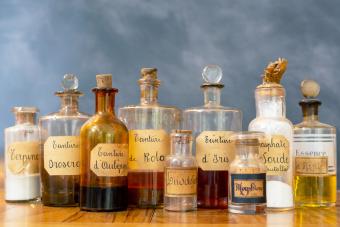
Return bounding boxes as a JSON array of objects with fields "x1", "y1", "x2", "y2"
[
  {"x1": 183, "y1": 65, "x2": 242, "y2": 209},
  {"x1": 40, "y1": 74, "x2": 89, "y2": 206},
  {"x1": 248, "y1": 58, "x2": 294, "y2": 211},
  {"x1": 119, "y1": 68, "x2": 181, "y2": 208},
  {"x1": 80, "y1": 74, "x2": 129, "y2": 211},
  {"x1": 293, "y1": 80, "x2": 337, "y2": 207}
]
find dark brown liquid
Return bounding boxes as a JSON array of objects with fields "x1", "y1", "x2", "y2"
[
  {"x1": 197, "y1": 169, "x2": 228, "y2": 208},
  {"x1": 128, "y1": 171, "x2": 164, "y2": 207}
]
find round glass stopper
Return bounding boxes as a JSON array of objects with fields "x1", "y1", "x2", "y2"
[
  {"x1": 62, "y1": 74, "x2": 78, "y2": 91},
  {"x1": 202, "y1": 65, "x2": 222, "y2": 83}
]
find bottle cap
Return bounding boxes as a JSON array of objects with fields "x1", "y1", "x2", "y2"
[
  {"x1": 202, "y1": 65, "x2": 222, "y2": 83},
  {"x1": 301, "y1": 79, "x2": 320, "y2": 98},
  {"x1": 96, "y1": 74, "x2": 112, "y2": 88},
  {"x1": 11, "y1": 107, "x2": 39, "y2": 113},
  {"x1": 62, "y1": 74, "x2": 78, "y2": 91},
  {"x1": 262, "y1": 58, "x2": 288, "y2": 84},
  {"x1": 141, "y1": 68, "x2": 158, "y2": 80}
]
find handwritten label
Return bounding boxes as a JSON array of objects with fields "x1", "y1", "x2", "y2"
[
  {"x1": 6, "y1": 141, "x2": 40, "y2": 175},
  {"x1": 165, "y1": 168, "x2": 197, "y2": 197},
  {"x1": 231, "y1": 173, "x2": 266, "y2": 203},
  {"x1": 44, "y1": 136, "x2": 80, "y2": 176},
  {"x1": 128, "y1": 130, "x2": 169, "y2": 171},
  {"x1": 90, "y1": 143, "x2": 128, "y2": 177},
  {"x1": 196, "y1": 131, "x2": 234, "y2": 171},
  {"x1": 295, "y1": 157, "x2": 328, "y2": 175}
]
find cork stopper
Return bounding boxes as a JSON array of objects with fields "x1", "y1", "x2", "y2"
[
  {"x1": 262, "y1": 58, "x2": 288, "y2": 84},
  {"x1": 12, "y1": 107, "x2": 39, "y2": 125},
  {"x1": 301, "y1": 80, "x2": 320, "y2": 98},
  {"x1": 96, "y1": 74, "x2": 112, "y2": 88},
  {"x1": 141, "y1": 68, "x2": 158, "y2": 80}
]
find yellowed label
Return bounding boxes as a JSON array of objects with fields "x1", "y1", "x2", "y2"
[
  {"x1": 295, "y1": 157, "x2": 328, "y2": 175},
  {"x1": 44, "y1": 136, "x2": 80, "y2": 176},
  {"x1": 165, "y1": 168, "x2": 197, "y2": 197},
  {"x1": 128, "y1": 130, "x2": 169, "y2": 171},
  {"x1": 196, "y1": 131, "x2": 234, "y2": 171},
  {"x1": 259, "y1": 135, "x2": 289, "y2": 175},
  {"x1": 90, "y1": 143, "x2": 128, "y2": 177},
  {"x1": 6, "y1": 141, "x2": 40, "y2": 175},
  {"x1": 233, "y1": 180, "x2": 265, "y2": 198}
]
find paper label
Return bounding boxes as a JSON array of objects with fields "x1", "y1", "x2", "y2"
[
  {"x1": 295, "y1": 157, "x2": 328, "y2": 174},
  {"x1": 259, "y1": 135, "x2": 290, "y2": 175},
  {"x1": 196, "y1": 131, "x2": 234, "y2": 171},
  {"x1": 231, "y1": 173, "x2": 266, "y2": 203},
  {"x1": 128, "y1": 129, "x2": 169, "y2": 171},
  {"x1": 165, "y1": 168, "x2": 197, "y2": 197},
  {"x1": 6, "y1": 141, "x2": 40, "y2": 175},
  {"x1": 90, "y1": 143, "x2": 128, "y2": 177},
  {"x1": 44, "y1": 136, "x2": 80, "y2": 176}
]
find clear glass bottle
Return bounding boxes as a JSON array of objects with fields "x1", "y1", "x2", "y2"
[
  {"x1": 4, "y1": 107, "x2": 41, "y2": 202},
  {"x1": 248, "y1": 58, "x2": 294, "y2": 211},
  {"x1": 229, "y1": 132, "x2": 266, "y2": 214},
  {"x1": 293, "y1": 80, "x2": 337, "y2": 207},
  {"x1": 119, "y1": 68, "x2": 181, "y2": 208},
  {"x1": 40, "y1": 74, "x2": 90, "y2": 206},
  {"x1": 80, "y1": 74, "x2": 129, "y2": 211},
  {"x1": 183, "y1": 65, "x2": 242, "y2": 209},
  {"x1": 164, "y1": 130, "x2": 198, "y2": 212}
]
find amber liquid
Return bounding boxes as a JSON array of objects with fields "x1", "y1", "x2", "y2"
[
  {"x1": 197, "y1": 169, "x2": 228, "y2": 208},
  {"x1": 128, "y1": 171, "x2": 164, "y2": 207}
]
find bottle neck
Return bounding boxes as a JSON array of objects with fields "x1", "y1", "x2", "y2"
[
  {"x1": 59, "y1": 95, "x2": 79, "y2": 113},
  {"x1": 203, "y1": 86, "x2": 221, "y2": 106},
  {"x1": 235, "y1": 145, "x2": 258, "y2": 160},
  {"x1": 256, "y1": 95, "x2": 286, "y2": 118},
  {"x1": 140, "y1": 83, "x2": 159, "y2": 105},
  {"x1": 94, "y1": 89, "x2": 116, "y2": 114},
  {"x1": 15, "y1": 113, "x2": 36, "y2": 125},
  {"x1": 170, "y1": 139, "x2": 192, "y2": 156},
  {"x1": 300, "y1": 101, "x2": 320, "y2": 122}
]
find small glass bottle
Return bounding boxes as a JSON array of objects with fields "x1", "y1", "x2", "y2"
[
  {"x1": 248, "y1": 58, "x2": 294, "y2": 211},
  {"x1": 294, "y1": 80, "x2": 337, "y2": 207},
  {"x1": 4, "y1": 107, "x2": 41, "y2": 202},
  {"x1": 80, "y1": 74, "x2": 129, "y2": 211},
  {"x1": 119, "y1": 68, "x2": 181, "y2": 208},
  {"x1": 40, "y1": 74, "x2": 90, "y2": 206},
  {"x1": 164, "y1": 130, "x2": 198, "y2": 212},
  {"x1": 183, "y1": 65, "x2": 242, "y2": 209},
  {"x1": 229, "y1": 132, "x2": 266, "y2": 214}
]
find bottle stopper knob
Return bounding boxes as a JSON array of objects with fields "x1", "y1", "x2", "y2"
[
  {"x1": 96, "y1": 74, "x2": 112, "y2": 88},
  {"x1": 301, "y1": 79, "x2": 320, "y2": 98},
  {"x1": 62, "y1": 74, "x2": 78, "y2": 91},
  {"x1": 202, "y1": 65, "x2": 222, "y2": 83}
]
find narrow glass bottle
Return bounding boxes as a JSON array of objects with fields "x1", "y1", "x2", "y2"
[
  {"x1": 248, "y1": 58, "x2": 294, "y2": 211},
  {"x1": 229, "y1": 132, "x2": 266, "y2": 214},
  {"x1": 40, "y1": 74, "x2": 89, "y2": 206},
  {"x1": 80, "y1": 74, "x2": 129, "y2": 211},
  {"x1": 119, "y1": 68, "x2": 181, "y2": 208},
  {"x1": 294, "y1": 80, "x2": 337, "y2": 207},
  {"x1": 183, "y1": 65, "x2": 242, "y2": 209},
  {"x1": 164, "y1": 130, "x2": 198, "y2": 212},
  {"x1": 4, "y1": 107, "x2": 41, "y2": 202}
]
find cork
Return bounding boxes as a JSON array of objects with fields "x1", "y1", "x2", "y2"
[
  {"x1": 140, "y1": 68, "x2": 158, "y2": 80},
  {"x1": 301, "y1": 80, "x2": 320, "y2": 98},
  {"x1": 96, "y1": 74, "x2": 112, "y2": 88}
]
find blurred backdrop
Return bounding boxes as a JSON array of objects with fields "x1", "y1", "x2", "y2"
[{"x1": 0, "y1": 0, "x2": 339, "y2": 186}]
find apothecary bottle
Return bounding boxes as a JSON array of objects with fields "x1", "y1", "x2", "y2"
[
  {"x1": 80, "y1": 74, "x2": 129, "y2": 211},
  {"x1": 40, "y1": 74, "x2": 90, "y2": 206},
  {"x1": 119, "y1": 68, "x2": 181, "y2": 208},
  {"x1": 164, "y1": 130, "x2": 198, "y2": 212},
  {"x1": 248, "y1": 58, "x2": 294, "y2": 211},
  {"x1": 183, "y1": 65, "x2": 242, "y2": 209},
  {"x1": 4, "y1": 107, "x2": 41, "y2": 202},
  {"x1": 293, "y1": 80, "x2": 337, "y2": 207},
  {"x1": 229, "y1": 132, "x2": 266, "y2": 214}
]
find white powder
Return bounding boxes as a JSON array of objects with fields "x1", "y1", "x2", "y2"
[
  {"x1": 5, "y1": 175, "x2": 40, "y2": 201},
  {"x1": 266, "y1": 180, "x2": 293, "y2": 208}
]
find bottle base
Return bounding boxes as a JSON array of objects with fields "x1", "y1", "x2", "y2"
[
  {"x1": 266, "y1": 206, "x2": 294, "y2": 212},
  {"x1": 228, "y1": 203, "x2": 266, "y2": 214},
  {"x1": 128, "y1": 188, "x2": 163, "y2": 208},
  {"x1": 295, "y1": 202, "x2": 336, "y2": 208},
  {"x1": 6, "y1": 198, "x2": 40, "y2": 203}
]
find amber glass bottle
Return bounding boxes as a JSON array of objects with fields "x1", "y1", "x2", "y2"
[{"x1": 80, "y1": 74, "x2": 129, "y2": 211}]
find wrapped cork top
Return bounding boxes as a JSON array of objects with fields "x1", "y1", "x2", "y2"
[
  {"x1": 139, "y1": 68, "x2": 160, "y2": 86},
  {"x1": 96, "y1": 74, "x2": 113, "y2": 88}
]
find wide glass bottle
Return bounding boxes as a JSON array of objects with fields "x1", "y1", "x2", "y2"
[
  {"x1": 248, "y1": 58, "x2": 294, "y2": 211},
  {"x1": 119, "y1": 68, "x2": 181, "y2": 208},
  {"x1": 183, "y1": 65, "x2": 242, "y2": 209},
  {"x1": 164, "y1": 130, "x2": 198, "y2": 212},
  {"x1": 4, "y1": 107, "x2": 41, "y2": 202},
  {"x1": 293, "y1": 80, "x2": 337, "y2": 207},
  {"x1": 80, "y1": 74, "x2": 129, "y2": 211},
  {"x1": 40, "y1": 74, "x2": 89, "y2": 206}
]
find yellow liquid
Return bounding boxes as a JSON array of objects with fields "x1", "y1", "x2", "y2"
[{"x1": 294, "y1": 174, "x2": 337, "y2": 207}]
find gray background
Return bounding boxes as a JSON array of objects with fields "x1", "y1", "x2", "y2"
[{"x1": 0, "y1": 1, "x2": 339, "y2": 187}]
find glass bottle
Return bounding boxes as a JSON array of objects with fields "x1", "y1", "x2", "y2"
[
  {"x1": 248, "y1": 58, "x2": 294, "y2": 211},
  {"x1": 119, "y1": 68, "x2": 181, "y2": 208},
  {"x1": 164, "y1": 130, "x2": 198, "y2": 212},
  {"x1": 80, "y1": 74, "x2": 129, "y2": 211},
  {"x1": 183, "y1": 65, "x2": 242, "y2": 209},
  {"x1": 40, "y1": 74, "x2": 90, "y2": 206},
  {"x1": 4, "y1": 107, "x2": 41, "y2": 202},
  {"x1": 229, "y1": 132, "x2": 266, "y2": 214},
  {"x1": 293, "y1": 80, "x2": 337, "y2": 207}
]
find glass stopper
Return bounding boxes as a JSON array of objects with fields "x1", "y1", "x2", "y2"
[
  {"x1": 301, "y1": 80, "x2": 320, "y2": 98},
  {"x1": 202, "y1": 65, "x2": 222, "y2": 83},
  {"x1": 62, "y1": 74, "x2": 78, "y2": 91}
]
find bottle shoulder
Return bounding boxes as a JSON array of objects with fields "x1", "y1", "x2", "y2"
[
  {"x1": 40, "y1": 111, "x2": 90, "y2": 121},
  {"x1": 81, "y1": 114, "x2": 128, "y2": 133},
  {"x1": 294, "y1": 120, "x2": 335, "y2": 129},
  {"x1": 183, "y1": 105, "x2": 242, "y2": 115},
  {"x1": 249, "y1": 117, "x2": 293, "y2": 134},
  {"x1": 119, "y1": 103, "x2": 180, "y2": 111}
]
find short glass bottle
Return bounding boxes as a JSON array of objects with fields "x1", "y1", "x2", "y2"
[
  {"x1": 119, "y1": 68, "x2": 181, "y2": 208},
  {"x1": 40, "y1": 74, "x2": 90, "y2": 206},
  {"x1": 293, "y1": 80, "x2": 337, "y2": 207},
  {"x1": 229, "y1": 132, "x2": 266, "y2": 214},
  {"x1": 4, "y1": 107, "x2": 41, "y2": 202},
  {"x1": 164, "y1": 130, "x2": 198, "y2": 212},
  {"x1": 80, "y1": 74, "x2": 129, "y2": 211},
  {"x1": 183, "y1": 65, "x2": 242, "y2": 209}
]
